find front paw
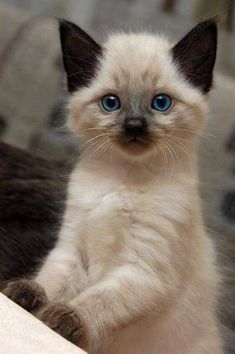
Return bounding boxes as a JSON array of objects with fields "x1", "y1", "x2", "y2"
[
  {"x1": 38, "y1": 304, "x2": 86, "y2": 347},
  {"x1": 1, "y1": 279, "x2": 48, "y2": 312}
]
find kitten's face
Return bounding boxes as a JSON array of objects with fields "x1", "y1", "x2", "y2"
[{"x1": 60, "y1": 20, "x2": 217, "y2": 161}]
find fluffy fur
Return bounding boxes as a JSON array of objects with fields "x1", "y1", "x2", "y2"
[{"x1": 3, "y1": 20, "x2": 224, "y2": 354}]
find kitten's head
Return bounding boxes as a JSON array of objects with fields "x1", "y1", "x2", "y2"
[{"x1": 59, "y1": 19, "x2": 217, "y2": 161}]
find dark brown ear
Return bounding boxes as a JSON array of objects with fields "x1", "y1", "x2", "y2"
[
  {"x1": 172, "y1": 19, "x2": 217, "y2": 93},
  {"x1": 59, "y1": 19, "x2": 102, "y2": 93}
]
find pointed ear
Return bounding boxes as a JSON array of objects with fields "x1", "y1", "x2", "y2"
[
  {"x1": 59, "y1": 19, "x2": 102, "y2": 93},
  {"x1": 172, "y1": 19, "x2": 217, "y2": 93}
]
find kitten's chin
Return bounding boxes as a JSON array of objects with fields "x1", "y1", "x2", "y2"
[{"x1": 113, "y1": 137, "x2": 154, "y2": 159}]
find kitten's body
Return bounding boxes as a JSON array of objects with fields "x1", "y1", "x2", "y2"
[
  {"x1": 37, "y1": 155, "x2": 221, "y2": 354},
  {"x1": 2, "y1": 21, "x2": 223, "y2": 353}
]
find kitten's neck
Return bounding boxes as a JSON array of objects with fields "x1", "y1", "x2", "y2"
[{"x1": 78, "y1": 149, "x2": 197, "y2": 185}]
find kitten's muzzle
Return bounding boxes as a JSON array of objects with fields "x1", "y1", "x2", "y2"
[{"x1": 123, "y1": 116, "x2": 148, "y2": 140}]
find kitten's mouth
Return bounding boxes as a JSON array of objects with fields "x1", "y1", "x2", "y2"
[
  {"x1": 114, "y1": 134, "x2": 152, "y2": 155},
  {"x1": 120, "y1": 134, "x2": 149, "y2": 144},
  {"x1": 128, "y1": 136, "x2": 144, "y2": 143}
]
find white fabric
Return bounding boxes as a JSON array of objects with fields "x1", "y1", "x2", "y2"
[{"x1": 0, "y1": 293, "x2": 86, "y2": 354}]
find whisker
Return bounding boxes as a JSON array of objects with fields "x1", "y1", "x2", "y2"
[
  {"x1": 164, "y1": 136, "x2": 191, "y2": 161},
  {"x1": 65, "y1": 145, "x2": 81, "y2": 168},
  {"x1": 169, "y1": 135, "x2": 195, "y2": 145},
  {"x1": 163, "y1": 138, "x2": 179, "y2": 162},
  {"x1": 87, "y1": 137, "x2": 108, "y2": 158},
  {"x1": 158, "y1": 141, "x2": 167, "y2": 173},
  {"x1": 161, "y1": 138, "x2": 178, "y2": 178},
  {"x1": 90, "y1": 138, "x2": 110, "y2": 159},
  {"x1": 170, "y1": 126, "x2": 215, "y2": 140},
  {"x1": 80, "y1": 133, "x2": 110, "y2": 151},
  {"x1": 79, "y1": 127, "x2": 107, "y2": 132},
  {"x1": 68, "y1": 70, "x2": 94, "y2": 78}
]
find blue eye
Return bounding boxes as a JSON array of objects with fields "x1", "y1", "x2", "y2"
[
  {"x1": 151, "y1": 94, "x2": 172, "y2": 112},
  {"x1": 101, "y1": 94, "x2": 121, "y2": 112}
]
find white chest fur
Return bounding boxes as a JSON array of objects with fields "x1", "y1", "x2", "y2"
[{"x1": 66, "y1": 159, "x2": 194, "y2": 286}]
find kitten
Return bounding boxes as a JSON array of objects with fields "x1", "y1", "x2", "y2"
[{"x1": 2, "y1": 19, "x2": 224, "y2": 354}]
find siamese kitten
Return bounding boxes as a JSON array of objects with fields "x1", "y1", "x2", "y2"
[{"x1": 2, "y1": 19, "x2": 224, "y2": 354}]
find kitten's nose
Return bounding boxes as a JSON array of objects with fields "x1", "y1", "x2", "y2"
[{"x1": 124, "y1": 116, "x2": 147, "y2": 138}]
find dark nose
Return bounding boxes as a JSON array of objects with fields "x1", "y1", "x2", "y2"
[{"x1": 124, "y1": 116, "x2": 147, "y2": 138}]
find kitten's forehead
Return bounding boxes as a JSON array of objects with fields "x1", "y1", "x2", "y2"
[
  {"x1": 99, "y1": 33, "x2": 177, "y2": 92},
  {"x1": 105, "y1": 33, "x2": 170, "y2": 60}
]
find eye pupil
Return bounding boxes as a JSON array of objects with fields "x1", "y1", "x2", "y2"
[
  {"x1": 152, "y1": 94, "x2": 172, "y2": 112},
  {"x1": 101, "y1": 95, "x2": 121, "y2": 112},
  {"x1": 157, "y1": 97, "x2": 166, "y2": 108},
  {"x1": 107, "y1": 97, "x2": 116, "y2": 108}
]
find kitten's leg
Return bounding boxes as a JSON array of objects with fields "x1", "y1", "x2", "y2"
[
  {"x1": 2, "y1": 206, "x2": 87, "y2": 310},
  {"x1": 39, "y1": 265, "x2": 175, "y2": 350},
  {"x1": 33, "y1": 201, "x2": 90, "y2": 303},
  {"x1": 2, "y1": 245, "x2": 86, "y2": 314},
  {"x1": 34, "y1": 246, "x2": 85, "y2": 302},
  {"x1": 33, "y1": 204, "x2": 85, "y2": 302},
  {"x1": 1, "y1": 245, "x2": 82, "y2": 313}
]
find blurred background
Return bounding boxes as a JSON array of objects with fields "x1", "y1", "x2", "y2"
[{"x1": 0, "y1": 0, "x2": 234, "y2": 348}]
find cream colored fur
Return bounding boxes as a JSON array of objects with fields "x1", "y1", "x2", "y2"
[{"x1": 35, "y1": 33, "x2": 223, "y2": 354}]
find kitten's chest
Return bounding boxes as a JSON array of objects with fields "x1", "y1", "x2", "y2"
[
  {"x1": 71, "y1": 171, "x2": 156, "y2": 247},
  {"x1": 77, "y1": 182, "x2": 141, "y2": 229},
  {"x1": 73, "y1": 171, "x2": 186, "y2": 231},
  {"x1": 69, "y1": 166, "x2": 190, "y2": 276}
]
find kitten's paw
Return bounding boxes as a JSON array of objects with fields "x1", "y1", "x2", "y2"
[
  {"x1": 38, "y1": 303, "x2": 87, "y2": 347},
  {"x1": 1, "y1": 279, "x2": 48, "y2": 312}
]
